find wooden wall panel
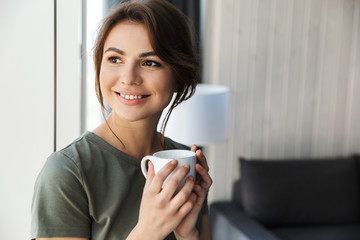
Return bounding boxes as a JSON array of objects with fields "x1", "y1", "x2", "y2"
[
  {"x1": 203, "y1": 0, "x2": 360, "y2": 202},
  {"x1": 346, "y1": 0, "x2": 360, "y2": 154}
]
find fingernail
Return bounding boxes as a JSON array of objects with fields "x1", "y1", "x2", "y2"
[
  {"x1": 171, "y1": 160, "x2": 177, "y2": 165},
  {"x1": 184, "y1": 164, "x2": 190, "y2": 169}
]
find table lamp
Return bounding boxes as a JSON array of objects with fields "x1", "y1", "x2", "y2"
[{"x1": 159, "y1": 84, "x2": 230, "y2": 146}]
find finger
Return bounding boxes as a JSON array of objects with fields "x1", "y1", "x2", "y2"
[
  {"x1": 176, "y1": 191, "x2": 197, "y2": 218},
  {"x1": 161, "y1": 164, "x2": 191, "y2": 198},
  {"x1": 193, "y1": 184, "x2": 207, "y2": 199},
  {"x1": 150, "y1": 160, "x2": 178, "y2": 193},
  {"x1": 196, "y1": 149, "x2": 209, "y2": 171},
  {"x1": 197, "y1": 164, "x2": 212, "y2": 189},
  {"x1": 177, "y1": 190, "x2": 201, "y2": 223},
  {"x1": 191, "y1": 144, "x2": 197, "y2": 152},
  {"x1": 188, "y1": 190, "x2": 197, "y2": 204},
  {"x1": 195, "y1": 164, "x2": 213, "y2": 190},
  {"x1": 184, "y1": 190, "x2": 198, "y2": 212},
  {"x1": 171, "y1": 175, "x2": 195, "y2": 207}
]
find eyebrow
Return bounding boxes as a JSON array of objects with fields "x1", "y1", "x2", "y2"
[
  {"x1": 139, "y1": 52, "x2": 157, "y2": 58},
  {"x1": 104, "y1": 47, "x2": 125, "y2": 55},
  {"x1": 104, "y1": 47, "x2": 157, "y2": 58}
]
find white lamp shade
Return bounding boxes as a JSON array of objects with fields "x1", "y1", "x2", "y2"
[{"x1": 159, "y1": 84, "x2": 230, "y2": 146}]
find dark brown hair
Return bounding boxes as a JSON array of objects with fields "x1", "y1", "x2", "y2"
[{"x1": 93, "y1": 0, "x2": 199, "y2": 146}]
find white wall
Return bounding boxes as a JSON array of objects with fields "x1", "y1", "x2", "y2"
[
  {"x1": 0, "y1": 0, "x2": 81, "y2": 238},
  {"x1": 0, "y1": 0, "x2": 54, "y2": 238},
  {"x1": 203, "y1": 0, "x2": 360, "y2": 202}
]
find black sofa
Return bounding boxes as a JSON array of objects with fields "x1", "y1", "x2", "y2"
[{"x1": 209, "y1": 155, "x2": 360, "y2": 240}]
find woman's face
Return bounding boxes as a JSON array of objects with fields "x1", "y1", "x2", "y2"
[{"x1": 100, "y1": 20, "x2": 175, "y2": 124}]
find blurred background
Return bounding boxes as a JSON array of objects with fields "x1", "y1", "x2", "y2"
[{"x1": 0, "y1": 0, "x2": 359, "y2": 239}]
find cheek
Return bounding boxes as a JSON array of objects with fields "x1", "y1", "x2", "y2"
[
  {"x1": 168, "y1": 69, "x2": 178, "y2": 94},
  {"x1": 99, "y1": 74, "x2": 116, "y2": 108},
  {"x1": 99, "y1": 67, "x2": 114, "y2": 92},
  {"x1": 160, "y1": 73, "x2": 175, "y2": 93},
  {"x1": 162, "y1": 75, "x2": 176, "y2": 105},
  {"x1": 163, "y1": 71, "x2": 176, "y2": 91}
]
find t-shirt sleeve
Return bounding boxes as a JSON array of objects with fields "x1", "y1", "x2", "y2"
[{"x1": 31, "y1": 151, "x2": 91, "y2": 239}]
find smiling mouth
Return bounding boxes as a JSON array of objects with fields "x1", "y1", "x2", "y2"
[{"x1": 116, "y1": 92, "x2": 150, "y2": 100}]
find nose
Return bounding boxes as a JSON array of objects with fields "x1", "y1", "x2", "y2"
[{"x1": 120, "y1": 62, "x2": 142, "y2": 86}]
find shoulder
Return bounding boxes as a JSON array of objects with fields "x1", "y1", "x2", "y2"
[
  {"x1": 33, "y1": 135, "x2": 92, "y2": 208},
  {"x1": 164, "y1": 136, "x2": 190, "y2": 150},
  {"x1": 38, "y1": 132, "x2": 98, "y2": 183},
  {"x1": 46, "y1": 131, "x2": 106, "y2": 171},
  {"x1": 32, "y1": 142, "x2": 91, "y2": 238},
  {"x1": 37, "y1": 150, "x2": 83, "y2": 190},
  {"x1": 58, "y1": 131, "x2": 98, "y2": 162}
]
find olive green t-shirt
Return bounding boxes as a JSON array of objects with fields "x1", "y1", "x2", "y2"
[{"x1": 31, "y1": 131, "x2": 207, "y2": 240}]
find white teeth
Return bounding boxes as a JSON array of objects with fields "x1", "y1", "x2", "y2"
[{"x1": 120, "y1": 93, "x2": 145, "y2": 100}]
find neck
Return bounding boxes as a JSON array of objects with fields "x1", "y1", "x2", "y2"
[{"x1": 94, "y1": 112, "x2": 164, "y2": 159}]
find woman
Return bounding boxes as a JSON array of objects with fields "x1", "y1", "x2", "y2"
[{"x1": 31, "y1": 0, "x2": 212, "y2": 239}]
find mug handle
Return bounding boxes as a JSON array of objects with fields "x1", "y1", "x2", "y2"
[{"x1": 141, "y1": 155, "x2": 158, "y2": 178}]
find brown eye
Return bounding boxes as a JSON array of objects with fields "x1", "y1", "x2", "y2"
[
  {"x1": 108, "y1": 56, "x2": 121, "y2": 64},
  {"x1": 143, "y1": 60, "x2": 160, "y2": 67}
]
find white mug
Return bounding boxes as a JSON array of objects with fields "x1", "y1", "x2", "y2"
[{"x1": 141, "y1": 149, "x2": 196, "y2": 193}]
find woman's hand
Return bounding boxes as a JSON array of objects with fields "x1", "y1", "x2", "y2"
[
  {"x1": 128, "y1": 160, "x2": 195, "y2": 240},
  {"x1": 174, "y1": 145, "x2": 213, "y2": 240}
]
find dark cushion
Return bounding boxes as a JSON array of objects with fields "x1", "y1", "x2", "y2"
[
  {"x1": 232, "y1": 179, "x2": 243, "y2": 208},
  {"x1": 271, "y1": 224, "x2": 360, "y2": 240},
  {"x1": 210, "y1": 202, "x2": 281, "y2": 240},
  {"x1": 239, "y1": 157, "x2": 359, "y2": 227}
]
